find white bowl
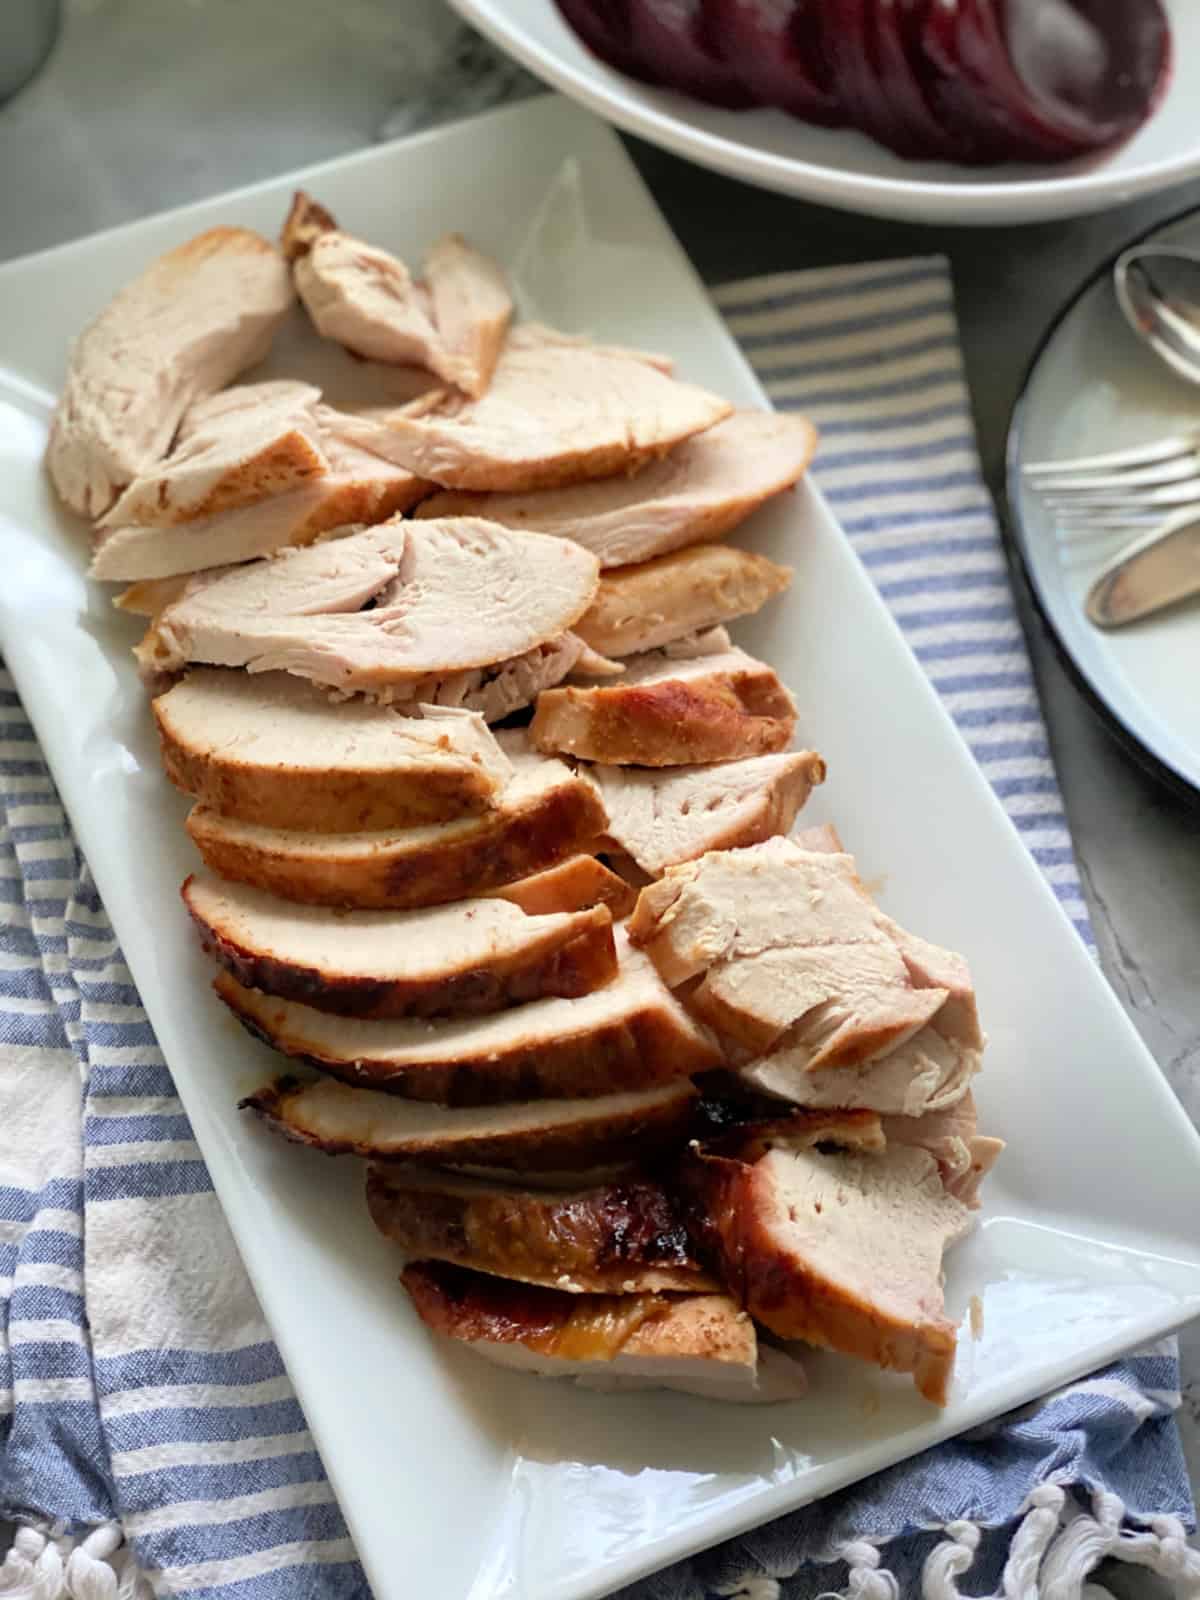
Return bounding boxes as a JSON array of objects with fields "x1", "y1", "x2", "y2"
[{"x1": 448, "y1": 0, "x2": 1200, "y2": 224}]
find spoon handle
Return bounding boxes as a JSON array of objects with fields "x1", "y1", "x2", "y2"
[{"x1": 1086, "y1": 509, "x2": 1200, "y2": 627}]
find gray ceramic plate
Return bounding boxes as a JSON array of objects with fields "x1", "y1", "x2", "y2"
[{"x1": 1006, "y1": 205, "x2": 1200, "y2": 803}]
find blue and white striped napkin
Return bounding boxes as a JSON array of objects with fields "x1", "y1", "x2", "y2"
[
  {"x1": 716, "y1": 259, "x2": 1094, "y2": 949},
  {"x1": 2, "y1": 259, "x2": 1195, "y2": 1600}
]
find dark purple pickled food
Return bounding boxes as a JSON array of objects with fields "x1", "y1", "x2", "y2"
[
  {"x1": 627, "y1": 0, "x2": 754, "y2": 106},
  {"x1": 928, "y1": 0, "x2": 1171, "y2": 161},
  {"x1": 1004, "y1": 0, "x2": 1170, "y2": 132},
  {"x1": 555, "y1": 0, "x2": 652, "y2": 79},
  {"x1": 711, "y1": 0, "x2": 843, "y2": 122},
  {"x1": 553, "y1": 0, "x2": 1172, "y2": 165},
  {"x1": 953, "y1": 0, "x2": 1092, "y2": 157},
  {"x1": 849, "y1": 0, "x2": 943, "y2": 159},
  {"x1": 871, "y1": 0, "x2": 960, "y2": 159},
  {"x1": 921, "y1": 0, "x2": 1037, "y2": 161},
  {"x1": 821, "y1": 0, "x2": 898, "y2": 147}
]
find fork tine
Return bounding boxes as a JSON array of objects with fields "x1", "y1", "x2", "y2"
[
  {"x1": 1022, "y1": 434, "x2": 1196, "y2": 477},
  {"x1": 1038, "y1": 481, "x2": 1200, "y2": 511},
  {"x1": 1026, "y1": 456, "x2": 1200, "y2": 493},
  {"x1": 1052, "y1": 510, "x2": 1168, "y2": 531}
]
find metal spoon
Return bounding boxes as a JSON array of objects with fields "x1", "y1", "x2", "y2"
[
  {"x1": 1114, "y1": 245, "x2": 1200, "y2": 387},
  {"x1": 1086, "y1": 506, "x2": 1200, "y2": 628}
]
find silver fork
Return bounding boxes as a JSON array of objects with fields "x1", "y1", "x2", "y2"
[{"x1": 1022, "y1": 433, "x2": 1200, "y2": 626}]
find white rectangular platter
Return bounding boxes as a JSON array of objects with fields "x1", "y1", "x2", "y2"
[{"x1": 2, "y1": 94, "x2": 1199, "y2": 1600}]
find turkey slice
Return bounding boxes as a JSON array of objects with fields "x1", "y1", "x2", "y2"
[
  {"x1": 424, "y1": 232, "x2": 512, "y2": 398},
  {"x1": 156, "y1": 669, "x2": 511, "y2": 832},
  {"x1": 593, "y1": 750, "x2": 826, "y2": 876},
  {"x1": 136, "y1": 519, "x2": 599, "y2": 691},
  {"x1": 491, "y1": 855, "x2": 637, "y2": 921},
  {"x1": 294, "y1": 229, "x2": 448, "y2": 373},
  {"x1": 737, "y1": 1025, "x2": 981, "y2": 1119},
  {"x1": 367, "y1": 1166, "x2": 714, "y2": 1293},
  {"x1": 401, "y1": 1263, "x2": 806, "y2": 1404},
  {"x1": 629, "y1": 839, "x2": 981, "y2": 1067},
  {"x1": 881, "y1": 1092, "x2": 1004, "y2": 1209},
  {"x1": 216, "y1": 932, "x2": 722, "y2": 1104},
  {"x1": 530, "y1": 645, "x2": 796, "y2": 766},
  {"x1": 241, "y1": 1073, "x2": 697, "y2": 1170},
  {"x1": 337, "y1": 336, "x2": 731, "y2": 492},
  {"x1": 371, "y1": 633, "x2": 585, "y2": 721},
  {"x1": 91, "y1": 416, "x2": 426, "y2": 581},
  {"x1": 47, "y1": 226, "x2": 293, "y2": 518},
  {"x1": 575, "y1": 543, "x2": 792, "y2": 658},
  {"x1": 284, "y1": 192, "x2": 511, "y2": 397},
  {"x1": 184, "y1": 872, "x2": 615, "y2": 1019},
  {"x1": 98, "y1": 381, "x2": 328, "y2": 529},
  {"x1": 184, "y1": 737, "x2": 604, "y2": 910},
  {"x1": 415, "y1": 411, "x2": 816, "y2": 567},
  {"x1": 684, "y1": 1117, "x2": 971, "y2": 1404}
]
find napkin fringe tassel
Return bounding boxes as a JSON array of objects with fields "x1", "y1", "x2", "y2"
[
  {"x1": 720, "y1": 1484, "x2": 1200, "y2": 1600},
  {"x1": 0, "y1": 1522, "x2": 152, "y2": 1600},
  {"x1": 919, "y1": 1484, "x2": 1200, "y2": 1599},
  {"x1": 3, "y1": 1489, "x2": 1197, "y2": 1600}
]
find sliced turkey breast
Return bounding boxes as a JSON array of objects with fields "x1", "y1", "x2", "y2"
[
  {"x1": 882, "y1": 1093, "x2": 1004, "y2": 1210},
  {"x1": 148, "y1": 515, "x2": 405, "y2": 625},
  {"x1": 875, "y1": 914, "x2": 984, "y2": 1052},
  {"x1": 601, "y1": 852, "x2": 654, "y2": 897},
  {"x1": 311, "y1": 364, "x2": 441, "y2": 415},
  {"x1": 593, "y1": 750, "x2": 826, "y2": 876},
  {"x1": 241, "y1": 1073, "x2": 697, "y2": 1170},
  {"x1": 138, "y1": 520, "x2": 600, "y2": 691},
  {"x1": 367, "y1": 1166, "x2": 714, "y2": 1293},
  {"x1": 373, "y1": 633, "x2": 584, "y2": 721},
  {"x1": 47, "y1": 227, "x2": 293, "y2": 519},
  {"x1": 156, "y1": 670, "x2": 511, "y2": 832},
  {"x1": 279, "y1": 190, "x2": 338, "y2": 260},
  {"x1": 491, "y1": 855, "x2": 637, "y2": 920},
  {"x1": 91, "y1": 423, "x2": 425, "y2": 582},
  {"x1": 658, "y1": 625, "x2": 734, "y2": 660},
  {"x1": 689, "y1": 1105, "x2": 889, "y2": 1162},
  {"x1": 561, "y1": 640, "x2": 623, "y2": 678},
  {"x1": 530, "y1": 646, "x2": 796, "y2": 766},
  {"x1": 683, "y1": 940, "x2": 947, "y2": 1064},
  {"x1": 737, "y1": 1025, "x2": 980, "y2": 1119},
  {"x1": 216, "y1": 933, "x2": 722, "y2": 1104},
  {"x1": 505, "y1": 323, "x2": 674, "y2": 373},
  {"x1": 447, "y1": 1161, "x2": 644, "y2": 1190},
  {"x1": 792, "y1": 822, "x2": 844, "y2": 853},
  {"x1": 630, "y1": 839, "x2": 982, "y2": 1068},
  {"x1": 114, "y1": 572, "x2": 218, "y2": 619},
  {"x1": 685, "y1": 1123, "x2": 971, "y2": 1405},
  {"x1": 98, "y1": 381, "x2": 327, "y2": 529},
  {"x1": 575, "y1": 544, "x2": 792, "y2": 658},
  {"x1": 337, "y1": 337, "x2": 732, "y2": 493},
  {"x1": 286, "y1": 195, "x2": 509, "y2": 393},
  {"x1": 184, "y1": 873, "x2": 616, "y2": 1019},
  {"x1": 294, "y1": 230, "x2": 448, "y2": 373},
  {"x1": 401, "y1": 1264, "x2": 806, "y2": 1403},
  {"x1": 185, "y1": 742, "x2": 604, "y2": 909},
  {"x1": 424, "y1": 233, "x2": 512, "y2": 398},
  {"x1": 630, "y1": 838, "x2": 871, "y2": 994},
  {"x1": 415, "y1": 412, "x2": 817, "y2": 568}
]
